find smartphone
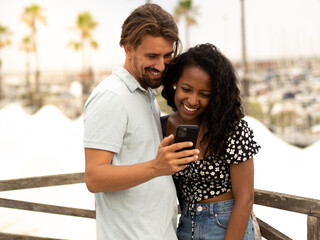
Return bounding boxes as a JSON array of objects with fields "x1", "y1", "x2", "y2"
[{"x1": 174, "y1": 125, "x2": 199, "y2": 152}]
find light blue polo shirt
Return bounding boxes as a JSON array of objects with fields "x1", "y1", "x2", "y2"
[{"x1": 84, "y1": 66, "x2": 178, "y2": 240}]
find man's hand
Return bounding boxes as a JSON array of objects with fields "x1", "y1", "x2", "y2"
[{"x1": 151, "y1": 134, "x2": 200, "y2": 177}]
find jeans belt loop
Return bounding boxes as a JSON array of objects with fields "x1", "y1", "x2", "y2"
[{"x1": 208, "y1": 202, "x2": 213, "y2": 216}]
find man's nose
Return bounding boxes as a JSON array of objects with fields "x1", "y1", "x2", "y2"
[{"x1": 154, "y1": 58, "x2": 166, "y2": 72}]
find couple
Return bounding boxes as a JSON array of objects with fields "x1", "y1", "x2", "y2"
[{"x1": 83, "y1": 3, "x2": 260, "y2": 240}]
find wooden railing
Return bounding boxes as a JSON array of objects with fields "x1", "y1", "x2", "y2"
[{"x1": 0, "y1": 172, "x2": 319, "y2": 240}]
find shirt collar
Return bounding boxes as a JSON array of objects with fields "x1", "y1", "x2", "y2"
[{"x1": 112, "y1": 66, "x2": 158, "y2": 99}]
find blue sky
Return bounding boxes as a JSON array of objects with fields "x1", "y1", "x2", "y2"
[{"x1": 1, "y1": 0, "x2": 320, "y2": 73}]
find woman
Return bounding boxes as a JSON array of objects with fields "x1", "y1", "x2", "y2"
[{"x1": 161, "y1": 43, "x2": 260, "y2": 240}]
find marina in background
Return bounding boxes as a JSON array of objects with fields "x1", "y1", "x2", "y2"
[{"x1": 3, "y1": 57, "x2": 319, "y2": 148}]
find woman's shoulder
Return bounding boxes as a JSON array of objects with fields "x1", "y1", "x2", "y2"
[
  {"x1": 232, "y1": 119, "x2": 253, "y2": 135},
  {"x1": 224, "y1": 118, "x2": 261, "y2": 164},
  {"x1": 160, "y1": 114, "x2": 170, "y2": 137},
  {"x1": 160, "y1": 114, "x2": 170, "y2": 122},
  {"x1": 237, "y1": 118, "x2": 249, "y2": 128},
  {"x1": 226, "y1": 118, "x2": 260, "y2": 149},
  {"x1": 161, "y1": 113, "x2": 181, "y2": 136}
]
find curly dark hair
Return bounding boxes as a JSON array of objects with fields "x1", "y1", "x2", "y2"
[
  {"x1": 161, "y1": 43, "x2": 244, "y2": 157},
  {"x1": 120, "y1": 3, "x2": 181, "y2": 57}
]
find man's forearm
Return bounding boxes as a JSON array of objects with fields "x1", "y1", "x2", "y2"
[{"x1": 85, "y1": 160, "x2": 158, "y2": 193}]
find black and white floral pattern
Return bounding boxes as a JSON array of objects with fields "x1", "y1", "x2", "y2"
[{"x1": 173, "y1": 119, "x2": 260, "y2": 238}]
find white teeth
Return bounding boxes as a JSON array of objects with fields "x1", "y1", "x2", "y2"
[
  {"x1": 184, "y1": 104, "x2": 197, "y2": 112},
  {"x1": 150, "y1": 70, "x2": 160, "y2": 76}
]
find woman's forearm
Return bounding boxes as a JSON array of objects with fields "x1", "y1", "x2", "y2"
[{"x1": 224, "y1": 197, "x2": 253, "y2": 240}]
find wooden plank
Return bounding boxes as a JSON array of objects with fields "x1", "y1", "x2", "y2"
[
  {"x1": 307, "y1": 216, "x2": 320, "y2": 240},
  {"x1": 0, "y1": 172, "x2": 85, "y2": 192},
  {"x1": 0, "y1": 232, "x2": 65, "y2": 240},
  {"x1": 256, "y1": 217, "x2": 292, "y2": 240},
  {"x1": 254, "y1": 189, "x2": 320, "y2": 217},
  {"x1": 0, "y1": 198, "x2": 95, "y2": 219}
]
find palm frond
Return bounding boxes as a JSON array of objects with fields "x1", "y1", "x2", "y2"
[
  {"x1": 67, "y1": 41, "x2": 81, "y2": 51},
  {"x1": 90, "y1": 40, "x2": 99, "y2": 50},
  {"x1": 174, "y1": 0, "x2": 198, "y2": 26},
  {"x1": 0, "y1": 24, "x2": 12, "y2": 49}
]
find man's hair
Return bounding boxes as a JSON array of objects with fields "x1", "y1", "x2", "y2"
[{"x1": 120, "y1": 3, "x2": 181, "y2": 57}]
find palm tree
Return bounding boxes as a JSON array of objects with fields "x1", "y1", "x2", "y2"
[
  {"x1": 21, "y1": 4, "x2": 46, "y2": 110},
  {"x1": 20, "y1": 36, "x2": 33, "y2": 105},
  {"x1": 68, "y1": 11, "x2": 98, "y2": 104},
  {"x1": 0, "y1": 24, "x2": 12, "y2": 100},
  {"x1": 174, "y1": 0, "x2": 198, "y2": 50},
  {"x1": 240, "y1": 0, "x2": 250, "y2": 114}
]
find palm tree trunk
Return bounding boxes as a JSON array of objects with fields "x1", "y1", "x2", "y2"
[
  {"x1": 32, "y1": 28, "x2": 41, "y2": 111},
  {"x1": 185, "y1": 21, "x2": 190, "y2": 50},
  {"x1": 25, "y1": 51, "x2": 32, "y2": 105},
  {"x1": 34, "y1": 47, "x2": 41, "y2": 110},
  {"x1": 80, "y1": 38, "x2": 89, "y2": 106},
  {"x1": 240, "y1": 0, "x2": 250, "y2": 114},
  {"x1": 81, "y1": 39, "x2": 85, "y2": 74},
  {"x1": 0, "y1": 58, "x2": 3, "y2": 100}
]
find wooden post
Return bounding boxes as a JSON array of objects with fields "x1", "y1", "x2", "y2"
[{"x1": 307, "y1": 216, "x2": 320, "y2": 240}]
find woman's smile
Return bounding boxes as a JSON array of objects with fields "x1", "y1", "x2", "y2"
[{"x1": 183, "y1": 103, "x2": 198, "y2": 113}]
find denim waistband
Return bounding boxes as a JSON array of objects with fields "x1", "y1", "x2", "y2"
[{"x1": 182, "y1": 199, "x2": 235, "y2": 216}]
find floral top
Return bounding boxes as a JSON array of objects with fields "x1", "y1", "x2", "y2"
[
  {"x1": 172, "y1": 119, "x2": 261, "y2": 238},
  {"x1": 173, "y1": 119, "x2": 260, "y2": 203}
]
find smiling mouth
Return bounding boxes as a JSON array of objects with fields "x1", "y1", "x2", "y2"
[
  {"x1": 183, "y1": 104, "x2": 197, "y2": 112},
  {"x1": 147, "y1": 68, "x2": 161, "y2": 76}
]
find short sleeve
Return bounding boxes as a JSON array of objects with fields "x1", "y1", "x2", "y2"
[
  {"x1": 84, "y1": 90, "x2": 127, "y2": 153},
  {"x1": 224, "y1": 120, "x2": 260, "y2": 164}
]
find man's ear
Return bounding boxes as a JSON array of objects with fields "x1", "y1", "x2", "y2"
[{"x1": 124, "y1": 44, "x2": 132, "y2": 58}]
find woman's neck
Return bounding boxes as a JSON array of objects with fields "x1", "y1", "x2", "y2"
[{"x1": 172, "y1": 111, "x2": 199, "y2": 125}]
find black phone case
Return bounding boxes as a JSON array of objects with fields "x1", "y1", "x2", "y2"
[{"x1": 174, "y1": 125, "x2": 199, "y2": 152}]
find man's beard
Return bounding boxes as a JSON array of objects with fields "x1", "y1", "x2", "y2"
[
  {"x1": 133, "y1": 56, "x2": 163, "y2": 89},
  {"x1": 140, "y1": 69, "x2": 162, "y2": 89}
]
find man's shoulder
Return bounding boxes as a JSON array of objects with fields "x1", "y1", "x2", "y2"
[
  {"x1": 84, "y1": 73, "x2": 127, "y2": 110},
  {"x1": 94, "y1": 74, "x2": 130, "y2": 97},
  {"x1": 98, "y1": 67, "x2": 139, "y2": 93}
]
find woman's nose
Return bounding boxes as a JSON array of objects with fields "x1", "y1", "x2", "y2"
[{"x1": 187, "y1": 94, "x2": 198, "y2": 106}]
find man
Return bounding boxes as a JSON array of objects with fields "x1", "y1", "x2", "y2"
[{"x1": 84, "y1": 4, "x2": 199, "y2": 240}]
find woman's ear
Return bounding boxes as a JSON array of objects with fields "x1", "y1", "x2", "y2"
[{"x1": 173, "y1": 83, "x2": 177, "y2": 90}]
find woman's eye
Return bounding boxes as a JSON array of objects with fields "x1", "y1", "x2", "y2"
[
  {"x1": 181, "y1": 87, "x2": 190, "y2": 92},
  {"x1": 201, "y1": 93, "x2": 211, "y2": 98}
]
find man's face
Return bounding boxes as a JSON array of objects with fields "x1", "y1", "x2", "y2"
[{"x1": 124, "y1": 35, "x2": 174, "y2": 90}]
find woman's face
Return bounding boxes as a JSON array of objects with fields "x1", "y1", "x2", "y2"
[{"x1": 174, "y1": 65, "x2": 212, "y2": 124}]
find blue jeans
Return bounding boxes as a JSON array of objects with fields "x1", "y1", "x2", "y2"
[{"x1": 177, "y1": 200, "x2": 255, "y2": 240}]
